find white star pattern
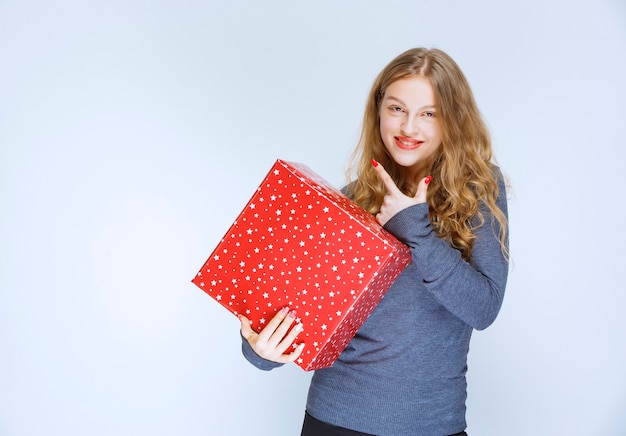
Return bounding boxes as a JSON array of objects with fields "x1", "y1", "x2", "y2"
[{"x1": 191, "y1": 160, "x2": 410, "y2": 371}]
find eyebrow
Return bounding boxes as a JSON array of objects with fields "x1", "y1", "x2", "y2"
[{"x1": 383, "y1": 95, "x2": 436, "y2": 111}]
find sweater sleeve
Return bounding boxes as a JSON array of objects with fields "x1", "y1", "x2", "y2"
[
  {"x1": 241, "y1": 333, "x2": 285, "y2": 371},
  {"x1": 383, "y1": 172, "x2": 509, "y2": 330}
]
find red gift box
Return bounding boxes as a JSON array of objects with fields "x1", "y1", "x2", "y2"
[{"x1": 192, "y1": 159, "x2": 411, "y2": 371}]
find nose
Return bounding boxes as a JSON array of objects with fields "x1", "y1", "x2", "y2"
[{"x1": 401, "y1": 115, "x2": 420, "y2": 136}]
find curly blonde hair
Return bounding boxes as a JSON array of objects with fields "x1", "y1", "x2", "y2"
[{"x1": 346, "y1": 48, "x2": 508, "y2": 261}]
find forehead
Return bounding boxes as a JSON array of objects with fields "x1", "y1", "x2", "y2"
[{"x1": 383, "y1": 76, "x2": 436, "y2": 106}]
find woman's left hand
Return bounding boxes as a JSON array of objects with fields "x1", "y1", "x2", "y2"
[{"x1": 372, "y1": 160, "x2": 431, "y2": 226}]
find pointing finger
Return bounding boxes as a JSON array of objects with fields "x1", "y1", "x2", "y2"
[{"x1": 371, "y1": 159, "x2": 401, "y2": 195}]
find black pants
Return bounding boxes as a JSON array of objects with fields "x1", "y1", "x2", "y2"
[{"x1": 301, "y1": 411, "x2": 468, "y2": 436}]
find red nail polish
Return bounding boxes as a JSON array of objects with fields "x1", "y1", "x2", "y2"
[
  {"x1": 424, "y1": 175, "x2": 432, "y2": 185},
  {"x1": 371, "y1": 159, "x2": 379, "y2": 167}
]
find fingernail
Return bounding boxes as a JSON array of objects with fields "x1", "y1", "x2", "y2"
[
  {"x1": 281, "y1": 306, "x2": 290, "y2": 315},
  {"x1": 371, "y1": 159, "x2": 379, "y2": 167},
  {"x1": 295, "y1": 323, "x2": 303, "y2": 332},
  {"x1": 424, "y1": 175, "x2": 432, "y2": 185},
  {"x1": 289, "y1": 310, "x2": 297, "y2": 318}
]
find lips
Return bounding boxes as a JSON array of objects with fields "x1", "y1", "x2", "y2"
[{"x1": 394, "y1": 136, "x2": 423, "y2": 150}]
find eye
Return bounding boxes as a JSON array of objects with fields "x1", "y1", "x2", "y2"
[
  {"x1": 389, "y1": 106, "x2": 405, "y2": 113},
  {"x1": 422, "y1": 111, "x2": 436, "y2": 118}
]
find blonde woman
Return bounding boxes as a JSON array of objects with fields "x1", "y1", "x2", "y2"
[{"x1": 240, "y1": 47, "x2": 509, "y2": 435}]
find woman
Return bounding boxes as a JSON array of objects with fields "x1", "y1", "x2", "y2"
[{"x1": 239, "y1": 47, "x2": 509, "y2": 435}]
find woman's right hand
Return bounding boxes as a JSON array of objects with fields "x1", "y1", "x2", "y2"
[
  {"x1": 239, "y1": 307, "x2": 305, "y2": 364},
  {"x1": 371, "y1": 159, "x2": 431, "y2": 226}
]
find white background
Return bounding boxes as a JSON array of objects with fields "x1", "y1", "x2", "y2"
[{"x1": 1, "y1": 1, "x2": 625, "y2": 435}]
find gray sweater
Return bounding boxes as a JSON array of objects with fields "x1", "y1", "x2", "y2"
[{"x1": 242, "y1": 172, "x2": 509, "y2": 435}]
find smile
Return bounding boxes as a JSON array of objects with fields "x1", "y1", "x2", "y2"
[{"x1": 394, "y1": 136, "x2": 422, "y2": 150}]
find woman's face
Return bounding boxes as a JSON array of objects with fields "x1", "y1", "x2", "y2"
[{"x1": 379, "y1": 76, "x2": 442, "y2": 177}]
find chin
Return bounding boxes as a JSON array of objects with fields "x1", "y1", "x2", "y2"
[{"x1": 392, "y1": 156, "x2": 422, "y2": 169}]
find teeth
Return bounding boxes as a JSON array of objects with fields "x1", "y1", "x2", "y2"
[{"x1": 399, "y1": 138, "x2": 418, "y2": 147}]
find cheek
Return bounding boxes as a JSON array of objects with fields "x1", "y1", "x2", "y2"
[
  {"x1": 379, "y1": 119, "x2": 395, "y2": 150},
  {"x1": 379, "y1": 116, "x2": 395, "y2": 137},
  {"x1": 426, "y1": 124, "x2": 442, "y2": 144}
]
